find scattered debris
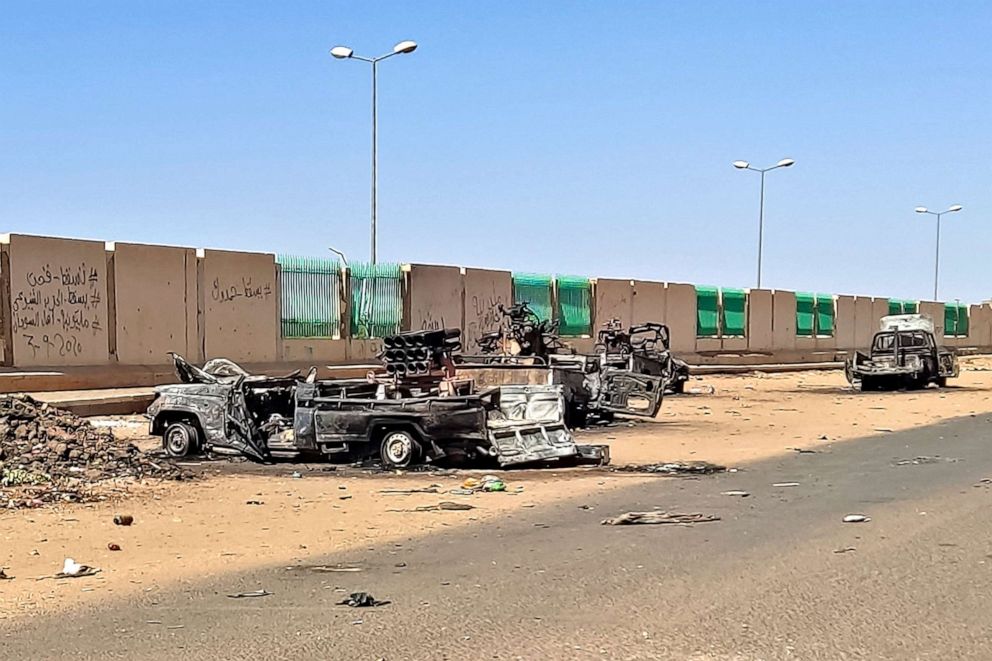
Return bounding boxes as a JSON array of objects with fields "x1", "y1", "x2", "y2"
[
  {"x1": 601, "y1": 511, "x2": 721, "y2": 526},
  {"x1": 113, "y1": 514, "x2": 134, "y2": 526},
  {"x1": 894, "y1": 456, "x2": 958, "y2": 466},
  {"x1": 378, "y1": 486, "x2": 441, "y2": 495},
  {"x1": 787, "y1": 447, "x2": 818, "y2": 454},
  {"x1": 290, "y1": 471, "x2": 303, "y2": 479},
  {"x1": 842, "y1": 514, "x2": 870, "y2": 523},
  {"x1": 686, "y1": 385, "x2": 716, "y2": 395},
  {"x1": 721, "y1": 490, "x2": 750, "y2": 497},
  {"x1": 245, "y1": 500, "x2": 264, "y2": 505},
  {"x1": 772, "y1": 482, "x2": 800, "y2": 487},
  {"x1": 0, "y1": 568, "x2": 11, "y2": 580},
  {"x1": 874, "y1": 428, "x2": 894, "y2": 433},
  {"x1": 389, "y1": 501, "x2": 475, "y2": 513},
  {"x1": 227, "y1": 589, "x2": 273, "y2": 598},
  {"x1": 0, "y1": 395, "x2": 185, "y2": 509},
  {"x1": 56, "y1": 558, "x2": 100, "y2": 578},
  {"x1": 107, "y1": 543, "x2": 121, "y2": 552},
  {"x1": 337, "y1": 592, "x2": 390, "y2": 608},
  {"x1": 612, "y1": 461, "x2": 726, "y2": 475},
  {"x1": 833, "y1": 547, "x2": 857, "y2": 554}
]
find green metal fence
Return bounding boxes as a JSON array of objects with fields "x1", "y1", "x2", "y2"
[
  {"x1": 557, "y1": 276, "x2": 592, "y2": 336},
  {"x1": 889, "y1": 299, "x2": 919, "y2": 315},
  {"x1": 277, "y1": 255, "x2": 341, "y2": 338},
  {"x1": 350, "y1": 262, "x2": 402, "y2": 339},
  {"x1": 945, "y1": 303, "x2": 969, "y2": 337},
  {"x1": 696, "y1": 286, "x2": 720, "y2": 337},
  {"x1": 797, "y1": 293, "x2": 834, "y2": 337},
  {"x1": 721, "y1": 288, "x2": 747, "y2": 337},
  {"x1": 513, "y1": 273, "x2": 554, "y2": 322},
  {"x1": 815, "y1": 293, "x2": 835, "y2": 336}
]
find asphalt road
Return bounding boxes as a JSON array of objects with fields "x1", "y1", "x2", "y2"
[{"x1": 5, "y1": 414, "x2": 992, "y2": 660}]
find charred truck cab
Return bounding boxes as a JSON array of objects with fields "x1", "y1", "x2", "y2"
[
  {"x1": 148, "y1": 332, "x2": 605, "y2": 469},
  {"x1": 845, "y1": 314, "x2": 958, "y2": 391}
]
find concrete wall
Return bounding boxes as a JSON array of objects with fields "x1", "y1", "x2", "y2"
[
  {"x1": 200, "y1": 249, "x2": 278, "y2": 363},
  {"x1": 631, "y1": 280, "x2": 667, "y2": 326},
  {"x1": 463, "y1": 267, "x2": 512, "y2": 351},
  {"x1": 3, "y1": 234, "x2": 110, "y2": 367},
  {"x1": 832, "y1": 295, "x2": 856, "y2": 350},
  {"x1": 665, "y1": 283, "x2": 696, "y2": 353},
  {"x1": 918, "y1": 301, "x2": 945, "y2": 336},
  {"x1": 852, "y1": 297, "x2": 873, "y2": 349},
  {"x1": 772, "y1": 291, "x2": 797, "y2": 352},
  {"x1": 405, "y1": 264, "x2": 464, "y2": 333},
  {"x1": 113, "y1": 243, "x2": 197, "y2": 365},
  {"x1": 747, "y1": 289, "x2": 774, "y2": 351},
  {"x1": 595, "y1": 279, "x2": 633, "y2": 330}
]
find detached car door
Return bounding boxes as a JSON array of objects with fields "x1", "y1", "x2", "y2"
[{"x1": 599, "y1": 369, "x2": 664, "y2": 417}]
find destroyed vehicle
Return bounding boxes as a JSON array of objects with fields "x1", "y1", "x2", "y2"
[
  {"x1": 595, "y1": 319, "x2": 690, "y2": 394},
  {"x1": 845, "y1": 314, "x2": 958, "y2": 391},
  {"x1": 472, "y1": 302, "x2": 570, "y2": 363},
  {"x1": 148, "y1": 353, "x2": 604, "y2": 469},
  {"x1": 547, "y1": 353, "x2": 664, "y2": 426}
]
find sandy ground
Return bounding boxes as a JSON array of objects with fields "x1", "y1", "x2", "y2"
[{"x1": 3, "y1": 362, "x2": 992, "y2": 620}]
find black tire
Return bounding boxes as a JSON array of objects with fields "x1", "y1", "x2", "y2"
[
  {"x1": 163, "y1": 421, "x2": 199, "y2": 458},
  {"x1": 936, "y1": 377, "x2": 948, "y2": 387},
  {"x1": 379, "y1": 429, "x2": 421, "y2": 469}
]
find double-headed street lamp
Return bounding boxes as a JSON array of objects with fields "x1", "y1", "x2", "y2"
[
  {"x1": 732, "y1": 158, "x2": 795, "y2": 289},
  {"x1": 330, "y1": 40, "x2": 418, "y2": 264},
  {"x1": 915, "y1": 204, "x2": 963, "y2": 300}
]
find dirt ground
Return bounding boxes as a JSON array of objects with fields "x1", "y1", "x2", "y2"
[{"x1": 4, "y1": 362, "x2": 992, "y2": 621}]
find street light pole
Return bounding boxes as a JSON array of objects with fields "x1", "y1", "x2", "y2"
[
  {"x1": 732, "y1": 158, "x2": 795, "y2": 289},
  {"x1": 330, "y1": 40, "x2": 418, "y2": 264},
  {"x1": 915, "y1": 205, "x2": 963, "y2": 300}
]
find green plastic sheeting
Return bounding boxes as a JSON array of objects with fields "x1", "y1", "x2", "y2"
[
  {"x1": 557, "y1": 276, "x2": 592, "y2": 336},
  {"x1": 696, "y1": 286, "x2": 720, "y2": 337},
  {"x1": 796, "y1": 293, "x2": 816, "y2": 336},
  {"x1": 350, "y1": 263, "x2": 402, "y2": 339},
  {"x1": 815, "y1": 294, "x2": 835, "y2": 337},
  {"x1": 945, "y1": 303, "x2": 969, "y2": 337},
  {"x1": 277, "y1": 255, "x2": 341, "y2": 338},
  {"x1": 513, "y1": 273, "x2": 553, "y2": 322},
  {"x1": 889, "y1": 299, "x2": 919, "y2": 315},
  {"x1": 720, "y1": 288, "x2": 747, "y2": 337}
]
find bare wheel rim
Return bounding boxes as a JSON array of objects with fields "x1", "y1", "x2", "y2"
[
  {"x1": 384, "y1": 432, "x2": 413, "y2": 464},
  {"x1": 166, "y1": 426, "x2": 190, "y2": 454}
]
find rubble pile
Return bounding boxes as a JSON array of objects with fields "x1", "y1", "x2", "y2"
[{"x1": 0, "y1": 395, "x2": 184, "y2": 508}]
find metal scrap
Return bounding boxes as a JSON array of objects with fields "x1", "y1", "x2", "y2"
[
  {"x1": 337, "y1": 592, "x2": 389, "y2": 608},
  {"x1": 227, "y1": 589, "x2": 273, "y2": 598},
  {"x1": 612, "y1": 461, "x2": 726, "y2": 475},
  {"x1": 601, "y1": 511, "x2": 721, "y2": 526},
  {"x1": 388, "y1": 501, "x2": 475, "y2": 513}
]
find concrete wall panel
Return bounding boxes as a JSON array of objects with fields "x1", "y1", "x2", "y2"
[
  {"x1": 113, "y1": 243, "x2": 195, "y2": 364},
  {"x1": 201, "y1": 249, "x2": 278, "y2": 363},
  {"x1": 870, "y1": 298, "x2": 889, "y2": 335},
  {"x1": 5, "y1": 234, "x2": 110, "y2": 366},
  {"x1": 631, "y1": 280, "x2": 667, "y2": 325},
  {"x1": 463, "y1": 268, "x2": 512, "y2": 351},
  {"x1": 772, "y1": 290, "x2": 797, "y2": 351},
  {"x1": 747, "y1": 289, "x2": 774, "y2": 351},
  {"x1": 970, "y1": 305, "x2": 992, "y2": 347},
  {"x1": 595, "y1": 279, "x2": 633, "y2": 330},
  {"x1": 665, "y1": 283, "x2": 696, "y2": 353},
  {"x1": 405, "y1": 264, "x2": 464, "y2": 333},
  {"x1": 918, "y1": 301, "x2": 945, "y2": 336},
  {"x1": 853, "y1": 297, "x2": 873, "y2": 349},
  {"x1": 834, "y1": 295, "x2": 856, "y2": 350},
  {"x1": 283, "y1": 338, "x2": 348, "y2": 363}
]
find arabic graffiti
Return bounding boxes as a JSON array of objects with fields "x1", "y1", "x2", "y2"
[
  {"x1": 210, "y1": 276, "x2": 273, "y2": 304},
  {"x1": 466, "y1": 293, "x2": 506, "y2": 346},
  {"x1": 12, "y1": 261, "x2": 105, "y2": 360}
]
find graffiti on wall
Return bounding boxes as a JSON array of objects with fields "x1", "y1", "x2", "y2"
[
  {"x1": 210, "y1": 276, "x2": 273, "y2": 305},
  {"x1": 11, "y1": 261, "x2": 105, "y2": 360},
  {"x1": 465, "y1": 292, "x2": 506, "y2": 348}
]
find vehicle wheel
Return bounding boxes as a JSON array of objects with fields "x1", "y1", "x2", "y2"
[
  {"x1": 936, "y1": 377, "x2": 948, "y2": 387},
  {"x1": 670, "y1": 378, "x2": 686, "y2": 395},
  {"x1": 379, "y1": 430, "x2": 421, "y2": 469},
  {"x1": 164, "y1": 421, "x2": 200, "y2": 458}
]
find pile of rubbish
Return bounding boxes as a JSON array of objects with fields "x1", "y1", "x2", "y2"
[
  {"x1": 611, "y1": 461, "x2": 727, "y2": 475},
  {"x1": 0, "y1": 395, "x2": 184, "y2": 508}
]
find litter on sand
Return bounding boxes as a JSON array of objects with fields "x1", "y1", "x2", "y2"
[
  {"x1": 55, "y1": 558, "x2": 100, "y2": 579},
  {"x1": 772, "y1": 482, "x2": 800, "y2": 487},
  {"x1": 612, "y1": 461, "x2": 726, "y2": 475},
  {"x1": 388, "y1": 501, "x2": 475, "y2": 513},
  {"x1": 227, "y1": 589, "x2": 273, "y2": 598},
  {"x1": 721, "y1": 490, "x2": 750, "y2": 497},
  {"x1": 0, "y1": 568, "x2": 11, "y2": 580},
  {"x1": 787, "y1": 447, "x2": 818, "y2": 454},
  {"x1": 842, "y1": 514, "x2": 871, "y2": 523},
  {"x1": 337, "y1": 592, "x2": 390, "y2": 608},
  {"x1": 833, "y1": 547, "x2": 857, "y2": 554},
  {"x1": 378, "y1": 486, "x2": 441, "y2": 495},
  {"x1": 601, "y1": 511, "x2": 721, "y2": 526}
]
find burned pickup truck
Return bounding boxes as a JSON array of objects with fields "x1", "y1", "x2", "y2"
[
  {"x1": 148, "y1": 333, "x2": 606, "y2": 469},
  {"x1": 845, "y1": 314, "x2": 958, "y2": 391},
  {"x1": 594, "y1": 319, "x2": 690, "y2": 395}
]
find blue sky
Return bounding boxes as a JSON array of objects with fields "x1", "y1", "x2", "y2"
[{"x1": 2, "y1": 1, "x2": 989, "y2": 302}]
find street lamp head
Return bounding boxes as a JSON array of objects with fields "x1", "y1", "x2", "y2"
[
  {"x1": 393, "y1": 40, "x2": 418, "y2": 54},
  {"x1": 948, "y1": 204, "x2": 963, "y2": 213},
  {"x1": 777, "y1": 158, "x2": 795, "y2": 168},
  {"x1": 330, "y1": 46, "x2": 354, "y2": 59},
  {"x1": 732, "y1": 160, "x2": 750, "y2": 169},
  {"x1": 915, "y1": 207, "x2": 928, "y2": 214}
]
